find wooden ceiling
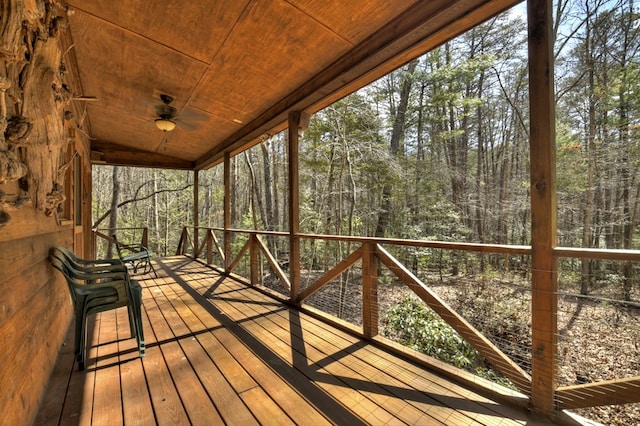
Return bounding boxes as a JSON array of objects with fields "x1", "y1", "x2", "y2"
[{"x1": 64, "y1": 0, "x2": 521, "y2": 170}]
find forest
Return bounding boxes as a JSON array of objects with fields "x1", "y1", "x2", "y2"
[{"x1": 92, "y1": 1, "x2": 639, "y2": 423}]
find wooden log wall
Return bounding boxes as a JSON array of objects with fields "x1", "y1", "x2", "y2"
[
  {"x1": 0, "y1": 210, "x2": 73, "y2": 424},
  {"x1": 0, "y1": 1, "x2": 92, "y2": 424}
]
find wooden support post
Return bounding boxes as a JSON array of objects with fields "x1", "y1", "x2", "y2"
[
  {"x1": 250, "y1": 233, "x2": 259, "y2": 286},
  {"x1": 362, "y1": 242, "x2": 379, "y2": 338},
  {"x1": 224, "y1": 152, "x2": 232, "y2": 273},
  {"x1": 91, "y1": 229, "x2": 96, "y2": 259},
  {"x1": 194, "y1": 170, "x2": 199, "y2": 256},
  {"x1": 206, "y1": 230, "x2": 213, "y2": 265},
  {"x1": 288, "y1": 110, "x2": 309, "y2": 302},
  {"x1": 528, "y1": 0, "x2": 558, "y2": 416},
  {"x1": 142, "y1": 227, "x2": 148, "y2": 248}
]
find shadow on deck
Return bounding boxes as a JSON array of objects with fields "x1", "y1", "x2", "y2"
[{"x1": 36, "y1": 256, "x2": 554, "y2": 425}]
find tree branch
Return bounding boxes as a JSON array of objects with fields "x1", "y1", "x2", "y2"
[{"x1": 93, "y1": 183, "x2": 193, "y2": 228}]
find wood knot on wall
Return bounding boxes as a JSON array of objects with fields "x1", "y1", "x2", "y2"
[
  {"x1": 0, "y1": 0, "x2": 74, "y2": 221},
  {"x1": 0, "y1": 77, "x2": 28, "y2": 184}
]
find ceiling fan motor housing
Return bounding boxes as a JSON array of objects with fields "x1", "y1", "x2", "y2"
[{"x1": 156, "y1": 103, "x2": 177, "y2": 119}]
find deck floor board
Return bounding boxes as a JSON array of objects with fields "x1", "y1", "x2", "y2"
[
  {"x1": 188, "y1": 265, "x2": 512, "y2": 426},
  {"x1": 37, "y1": 256, "x2": 551, "y2": 425}
]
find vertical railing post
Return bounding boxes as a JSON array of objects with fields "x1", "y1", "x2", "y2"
[
  {"x1": 206, "y1": 229, "x2": 213, "y2": 265},
  {"x1": 250, "y1": 233, "x2": 259, "y2": 286},
  {"x1": 528, "y1": 0, "x2": 558, "y2": 416},
  {"x1": 288, "y1": 110, "x2": 310, "y2": 303},
  {"x1": 362, "y1": 242, "x2": 379, "y2": 339},
  {"x1": 91, "y1": 229, "x2": 96, "y2": 259},
  {"x1": 142, "y1": 227, "x2": 148, "y2": 248},
  {"x1": 194, "y1": 170, "x2": 199, "y2": 258},
  {"x1": 224, "y1": 152, "x2": 232, "y2": 273},
  {"x1": 176, "y1": 227, "x2": 184, "y2": 255}
]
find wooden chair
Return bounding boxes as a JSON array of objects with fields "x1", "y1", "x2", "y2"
[
  {"x1": 112, "y1": 234, "x2": 157, "y2": 277},
  {"x1": 49, "y1": 247, "x2": 145, "y2": 370}
]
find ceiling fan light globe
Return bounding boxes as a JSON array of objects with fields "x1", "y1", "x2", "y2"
[{"x1": 155, "y1": 118, "x2": 176, "y2": 132}]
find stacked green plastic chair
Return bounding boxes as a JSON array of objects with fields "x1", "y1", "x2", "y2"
[{"x1": 49, "y1": 247, "x2": 145, "y2": 370}]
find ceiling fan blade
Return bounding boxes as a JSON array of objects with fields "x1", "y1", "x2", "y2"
[
  {"x1": 179, "y1": 106, "x2": 210, "y2": 122},
  {"x1": 176, "y1": 119, "x2": 198, "y2": 131}
]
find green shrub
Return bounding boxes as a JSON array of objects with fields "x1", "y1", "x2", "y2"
[
  {"x1": 381, "y1": 295, "x2": 480, "y2": 369},
  {"x1": 381, "y1": 294, "x2": 517, "y2": 389}
]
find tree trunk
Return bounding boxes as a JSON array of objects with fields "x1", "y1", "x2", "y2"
[
  {"x1": 581, "y1": 11, "x2": 596, "y2": 295},
  {"x1": 475, "y1": 68, "x2": 486, "y2": 272},
  {"x1": 617, "y1": 0, "x2": 635, "y2": 301},
  {"x1": 231, "y1": 156, "x2": 238, "y2": 229},
  {"x1": 261, "y1": 141, "x2": 277, "y2": 255},
  {"x1": 106, "y1": 166, "x2": 120, "y2": 258},
  {"x1": 244, "y1": 151, "x2": 262, "y2": 229},
  {"x1": 153, "y1": 171, "x2": 161, "y2": 255},
  {"x1": 375, "y1": 59, "x2": 418, "y2": 238}
]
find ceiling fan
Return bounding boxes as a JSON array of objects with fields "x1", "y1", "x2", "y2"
[
  {"x1": 154, "y1": 94, "x2": 178, "y2": 132},
  {"x1": 151, "y1": 93, "x2": 209, "y2": 135}
]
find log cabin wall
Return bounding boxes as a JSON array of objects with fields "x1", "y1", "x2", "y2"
[
  {"x1": 0, "y1": 134, "x2": 91, "y2": 426},
  {"x1": 0, "y1": 1, "x2": 92, "y2": 424},
  {"x1": 0, "y1": 200, "x2": 74, "y2": 425},
  {"x1": 0, "y1": 136, "x2": 91, "y2": 426}
]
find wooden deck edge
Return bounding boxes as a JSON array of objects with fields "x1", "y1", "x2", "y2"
[
  {"x1": 371, "y1": 336, "x2": 529, "y2": 400},
  {"x1": 367, "y1": 339, "x2": 603, "y2": 426}
]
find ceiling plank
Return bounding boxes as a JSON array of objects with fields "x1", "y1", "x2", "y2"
[
  {"x1": 66, "y1": 1, "x2": 252, "y2": 64},
  {"x1": 191, "y1": 0, "x2": 352, "y2": 123},
  {"x1": 195, "y1": 0, "x2": 522, "y2": 170},
  {"x1": 287, "y1": 0, "x2": 420, "y2": 44}
]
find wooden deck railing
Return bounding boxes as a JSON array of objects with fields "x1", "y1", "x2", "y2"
[
  {"x1": 176, "y1": 226, "x2": 640, "y2": 413},
  {"x1": 92, "y1": 227, "x2": 149, "y2": 259}
]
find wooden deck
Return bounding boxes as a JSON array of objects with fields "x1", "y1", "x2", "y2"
[{"x1": 36, "y1": 256, "x2": 552, "y2": 425}]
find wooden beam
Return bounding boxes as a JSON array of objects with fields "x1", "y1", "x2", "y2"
[
  {"x1": 288, "y1": 111, "x2": 303, "y2": 302},
  {"x1": 528, "y1": 0, "x2": 558, "y2": 416},
  {"x1": 554, "y1": 246, "x2": 640, "y2": 262},
  {"x1": 92, "y1": 142, "x2": 194, "y2": 169},
  {"x1": 194, "y1": 170, "x2": 199, "y2": 252},
  {"x1": 206, "y1": 231, "x2": 214, "y2": 264},
  {"x1": 209, "y1": 229, "x2": 225, "y2": 265},
  {"x1": 250, "y1": 234, "x2": 259, "y2": 286},
  {"x1": 362, "y1": 243, "x2": 379, "y2": 339},
  {"x1": 556, "y1": 377, "x2": 640, "y2": 409}
]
